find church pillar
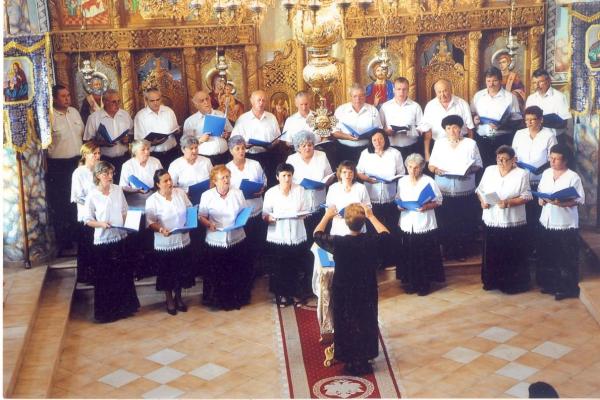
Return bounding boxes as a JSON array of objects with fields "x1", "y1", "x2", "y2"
[
  {"x1": 403, "y1": 35, "x2": 418, "y2": 99},
  {"x1": 117, "y1": 50, "x2": 135, "y2": 115},
  {"x1": 343, "y1": 39, "x2": 357, "y2": 88},
  {"x1": 183, "y1": 47, "x2": 199, "y2": 114},
  {"x1": 53, "y1": 52, "x2": 72, "y2": 92},
  {"x1": 468, "y1": 31, "x2": 482, "y2": 100},
  {"x1": 296, "y1": 43, "x2": 306, "y2": 92},
  {"x1": 529, "y1": 26, "x2": 545, "y2": 82},
  {"x1": 245, "y1": 44, "x2": 259, "y2": 96},
  {"x1": 111, "y1": 0, "x2": 121, "y2": 28}
]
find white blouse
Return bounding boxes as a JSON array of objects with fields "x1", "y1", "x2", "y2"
[
  {"x1": 429, "y1": 137, "x2": 483, "y2": 197},
  {"x1": 512, "y1": 127, "x2": 557, "y2": 184},
  {"x1": 168, "y1": 156, "x2": 213, "y2": 190},
  {"x1": 357, "y1": 147, "x2": 405, "y2": 204},
  {"x1": 84, "y1": 184, "x2": 128, "y2": 245},
  {"x1": 286, "y1": 151, "x2": 333, "y2": 213},
  {"x1": 538, "y1": 169, "x2": 585, "y2": 230},
  {"x1": 198, "y1": 187, "x2": 247, "y2": 248},
  {"x1": 145, "y1": 188, "x2": 192, "y2": 251},
  {"x1": 119, "y1": 156, "x2": 163, "y2": 209},
  {"x1": 334, "y1": 102, "x2": 383, "y2": 147},
  {"x1": 325, "y1": 181, "x2": 372, "y2": 236},
  {"x1": 397, "y1": 175, "x2": 443, "y2": 234},
  {"x1": 226, "y1": 159, "x2": 266, "y2": 217},
  {"x1": 477, "y1": 166, "x2": 532, "y2": 228},
  {"x1": 71, "y1": 165, "x2": 95, "y2": 222},
  {"x1": 263, "y1": 184, "x2": 307, "y2": 245},
  {"x1": 182, "y1": 109, "x2": 232, "y2": 156}
]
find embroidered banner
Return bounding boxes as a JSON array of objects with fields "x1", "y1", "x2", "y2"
[
  {"x1": 570, "y1": 4, "x2": 600, "y2": 114},
  {"x1": 3, "y1": 34, "x2": 53, "y2": 151}
]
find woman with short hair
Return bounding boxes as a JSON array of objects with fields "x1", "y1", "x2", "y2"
[
  {"x1": 168, "y1": 135, "x2": 213, "y2": 192},
  {"x1": 119, "y1": 139, "x2": 163, "y2": 208},
  {"x1": 477, "y1": 145, "x2": 532, "y2": 294},
  {"x1": 536, "y1": 144, "x2": 585, "y2": 300},
  {"x1": 84, "y1": 161, "x2": 140, "y2": 323},
  {"x1": 198, "y1": 165, "x2": 253, "y2": 310}
]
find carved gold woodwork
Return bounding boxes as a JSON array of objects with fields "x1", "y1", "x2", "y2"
[
  {"x1": 419, "y1": 39, "x2": 467, "y2": 105},
  {"x1": 118, "y1": 51, "x2": 135, "y2": 115},
  {"x1": 404, "y1": 35, "x2": 418, "y2": 99},
  {"x1": 260, "y1": 40, "x2": 299, "y2": 111},
  {"x1": 182, "y1": 48, "x2": 199, "y2": 113},
  {"x1": 528, "y1": 25, "x2": 545, "y2": 86},
  {"x1": 343, "y1": 39, "x2": 357, "y2": 87},
  {"x1": 468, "y1": 31, "x2": 482, "y2": 100},
  {"x1": 245, "y1": 45, "x2": 259, "y2": 98},
  {"x1": 53, "y1": 52, "x2": 71, "y2": 91}
]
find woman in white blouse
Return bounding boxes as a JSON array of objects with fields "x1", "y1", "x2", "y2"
[
  {"x1": 512, "y1": 105, "x2": 557, "y2": 248},
  {"x1": 477, "y1": 145, "x2": 532, "y2": 294},
  {"x1": 325, "y1": 160, "x2": 372, "y2": 236},
  {"x1": 396, "y1": 153, "x2": 444, "y2": 296},
  {"x1": 168, "y1": 135, "x2": 213, "y2": 193},
  {"x1": 428, "y1": 115, "x2": 483, "y2": 261},
  {"x1": 286, "y1": 130, "x2": 334, "y2": 242},
  {"x1": 357, "y1": 130, "x2": 405, "y2": 267},
  {"x1": 146, "y1": 169, "x2": 196, "y2": 315},
  {"x1": 198, "y1": 165, "x2": 253, "y2": 310},
  {"x1": 263, "y1": 163, "x2": 310, "y2": 306},
  {"x1": 84, "y1": 161, "x2": 140, "y2": 323},
  {"x1": 536, "y1": 144, "x2": 585, "y2": 300},
  {"x1": 71, "y1": 141, "x2": 101, "y2": 284},
  {"x1": 226, "y1": 135, "x2": 267, "y2": 275}
]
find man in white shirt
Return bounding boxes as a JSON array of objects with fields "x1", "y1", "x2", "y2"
[
  {"x1": 471, "y1": 67, "x2": 523, "y2": 167},
  {"x1": 232, "y1": 90, "x2": 281, "y2": 185},
  {"x1": 84, "y1": 89, "x2": 133, "y2": 180},
  {"x1": 134, "y1": 88, "x2": 180, "y2": 168},
  {"x1": 183, "y1": 90, "x2": 233, "y2": 165},
  {"x1": 47, "y1": 84, "x2": 85, "y2": 253},
  {"x1": 525, "y1": 68, "x2": 571, "y2": 143},
  {"x1": 379, "y1": 77, "x2": 424, "y2": 161},
  {"x1": 333, "y1": 84, "x2": 383, "y2": 165},
  {"x1": 282, "y1": 91, "x2": 337, "y2": 167},
  {"x1": 418, "y1": 79, "x2": 474, "y2": 161}
]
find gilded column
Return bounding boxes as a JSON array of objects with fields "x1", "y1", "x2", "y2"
[
  {"x1": 343, "y1": 39, "x2": 357, "y2": 89},
  {"x1": 403, "y1": 35, "x2": 418, "y2": 99},
  {"x1": 117, "y1": 51, "x2": 134, "y2": 115},
  {"x1": 468, "y1": 31, "x2": 482, "y2": 100},
  {"x1": 183, "y1": 48, "x2": 199, "y2": 113},
  {"x1": 245, "y1": 45, "x2": 259, "y2": 96},
  {"x1": 111, "y1": 0, "x2": 121, "y2": 28},
  {"x1": 296, "y1": 43, "x2": 306, "y2": 91},
  {"x1": 53, "y1": 52, "x2": 71, "y2": 92},
  {"x1": 529, "y1": 26, "x2": 545, "y2": 81}
]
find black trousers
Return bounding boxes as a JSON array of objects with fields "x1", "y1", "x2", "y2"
[
  {"x1": 46, "y1": 157, "x2": 79, "y2": 249},
  {"x1": 474, "y1": 133, "x2": 515, "y2": 169}
]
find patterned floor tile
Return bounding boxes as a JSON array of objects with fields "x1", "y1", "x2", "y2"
[
  {"x1": 505, "y1": 381, "x2": 531, "y2": 398},
  {"x1": 143, "y1": 366, "x2": 185, "y2": 385},
  {"x1": 141, "y1": 384, "x2": 184, "y2": 399},
  {"x1": 487, "y1": 344, "x2": 528, "y2": 362},
  {"x1": 145, "y1": 348, "x2": 187, "y2": 365},
  {"x1": 189, "y1": 363, "x2": 230, "y2": 381},
  {"x1": 531, "y1": 341, "x2": 573, "y2": 359},
  {"x1": 495, "y1": 362, "x2": 539, "y2": 381},
  {"x1": 443, "y1": 347, "x2": 482, "y2": 364},
  {"x1": 477, "y1": 327, "x2": 518, "y2": 343},
  {"x1": 98, "y1": 369, "x2": 140, "y2": 388}
]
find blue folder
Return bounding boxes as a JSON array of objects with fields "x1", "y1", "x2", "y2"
[
  {"x1": 391, "y1": 125, "x2": 410, "y2": 135},
  {"x1": 517, "y1": 161, "x2": 549, "y2": 175},
  {"x1": 188, "y1": 179, "x2": 211, "y2": 205},
  {"x1": 145, "y1": 129, "x2": 177, "y2": 144},
  {"x1": 203, "y1": 114, "x2": 227, "y2": 137},
  {"x1": 341, "y1": 123, "x2": 380, "y2": 139},
  {"x1": 542, "y1": 113, "x2": 566, "y2": 128},
  {"x1": 395, "y1": 183, "x2": 436, "y2": 211},
  {"x1": 128, "y1": 175, "x2": 151, "y2": 192},
  {"x1": 532, "y1": 186, "x2": 579, "y2": 201},
  {"x1": 300, "y1": 178, "x2": 326, "y2": 190},
  {"x1": 248, "y1": 132, "x2": 283, "y2": 147},
  {"x1": 368, "y1": 174, "x2": 402, "y2": 184},
  {"x1": 239, "y1": 179, "x2": 264, "y2": 199},
  {"x1": 317, "y1": 247, "x2": 335, "y2": 268},
  {"x1": 219, "y1": 207, "x2": 253, "y2": 232},
  {"x1": 479, "y1": 106, "x2": 511, "y2": 126},
  {"x1": 97, "y1": 124, "x2": 129, "y2": 144},
  {"x1": 170, "y1": 206, "x2": 199, "y2": 234}
]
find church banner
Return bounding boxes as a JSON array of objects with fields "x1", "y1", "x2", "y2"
[{"x1": 3, "y1": 33, "x2": 53, "y2": 151}]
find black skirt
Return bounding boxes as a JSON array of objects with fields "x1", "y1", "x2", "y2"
[
  {"x1": 536, "y1": 226, "x2": 580, "y2": 294},
  {"x1": 397, "y1": 229, "x2": 445, "y2": 291},
  {"x1": 93, "y1": 240, "x2": 140, "y2": 322},
  {"x1": 482, "y1": 225, "x2": 530, "y2": 294},
  {"x1": 76, "y1": 223, "x2": 95, "y2": 284},
  {"x1": 202, "y1": 240, "x2": 253, "y2": 310},
  {"x1": 155, "y1": 245, "x2": 196, "y2": 291},
  {"x1": 368, "y1": 202, "x2": 399, "y2": 267},
  {"x1": 436, "y1": 192, "x2": 479, "y2": 259},
  {"x1": 264, "y1": 241, "x2": 311, "y2": 298}
]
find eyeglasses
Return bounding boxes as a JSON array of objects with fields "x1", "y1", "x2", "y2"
[
  {"x1": 524, "y1": 118, "x2": 539, "y2": 123},
  {"x1": 496, "y1": 157, "x2": 513, "y2": 163}
]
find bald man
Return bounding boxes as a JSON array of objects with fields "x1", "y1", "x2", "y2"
[
  {"x1": 232, "y1": 90, "x2": 281, "y2": 185},
  {"x1": 417, "y1": 79, "x2": 474, "y2": 161},
  {"x1": 183, "y1": 90, "x2": 233, "y2": 165}
]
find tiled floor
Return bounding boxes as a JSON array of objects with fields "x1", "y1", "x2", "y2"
[{"x1": 47, "y1": 268, "x2": 600, "y2": 398}]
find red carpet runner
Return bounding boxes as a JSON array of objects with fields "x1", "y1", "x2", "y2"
[{"x1": 276, "y1": 304, "x2": 402, "y2": 398}]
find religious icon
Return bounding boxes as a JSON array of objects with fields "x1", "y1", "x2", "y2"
[
  {"x1": 218, "y1": 81, "x2": 244, "y2": 125},
  {"x1": 586, "y1": 25, "x2": 600, "y2": 71},
  {"x1": 206, "y1": 70, "x2": 227, "y2": 110},
  {"x1": 492, "y1": 50, "x2": 526, "y2": 109},
  {"x1": 3, "y1": 58, "x2": 33, "y2": 103},
  {"x1": 365, "y1": 61, "x2": 394, "y2": 109},
  {"x1": 270, "y1": 92, "x2": 290, "y2": 130}
]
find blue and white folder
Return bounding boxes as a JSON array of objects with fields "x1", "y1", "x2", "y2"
[
  {"x1": 517, "y1": 161, "x2": 549, "y2": 175},
  {"x1": 203, "y1": 114, "x2": 227, "y2": 137},
  {"x1": 367, "y1": 174, "x2": 404, "y2": 184},
  {"x1": 97, "y1": 124, "x2": 129, "y2": 144},
  {"x1": 390, "y1": 125, "x2": 410, "y2": 134},
  {"x1": 300, "y1": 173, "x2": 335, "y2": 190},
  {"x1": 110, "y1": 209, "x2": 142, "y2": 232},
  {"x1": 248, "y1": 132, "x2": 283, "y2": 147},
  {"x1": 317, "y1": 247, "x2": 335, "y2": 268},
  {"x1": 128, "y1": 175, "x2": 151, "y2": 192},
  {"x1": 395, "y1": 183, "x2": 436, "y2": 211},
  {"x1": 218, "y1": 207, "x2": 253, "y2": 232},
  {"x1": 239, "y1": 179, "x2": 264, "y2": 199},
  {"x1": 188, "y1": 179, "x2": 211, "y2": 205},
  {"x1": 532, "y1": 186, "x2": 579, "y2": 201},
  {"x1": 542, "y1": 113, "x2": 566, "y2": 128},
  {"x1": 145, "y1": 129, "x2": 178, "y2": 144},
  {"x1": 341, "y1": 123, "x2": 380, "y2": 139},
  {"x1": 479, "y1": 106, "x2": 511, "y2": 126},
  {"x1": 170, "y1": 206, "x2": 199, "y2": 234}
]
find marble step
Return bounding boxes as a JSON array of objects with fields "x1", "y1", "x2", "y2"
[{"x1": 10, "y1": 268, "x2": 77, "y2": 398}]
